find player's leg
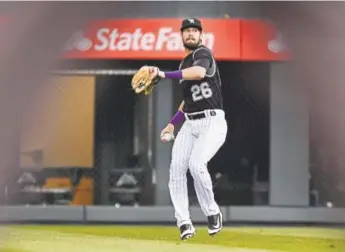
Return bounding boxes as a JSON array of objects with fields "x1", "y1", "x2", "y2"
[
  {"x1": 168, "y1": 121, "x2": 196, "y2": 239},
  {"x1": 188, "y1": 111, "x2": 228, "y2": 235}
]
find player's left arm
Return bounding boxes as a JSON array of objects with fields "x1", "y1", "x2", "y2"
[{"x1": 157, "y1": 49, "x2": 212, "y2": 81}]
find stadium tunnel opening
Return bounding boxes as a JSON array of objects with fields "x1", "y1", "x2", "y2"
[{"x1": 55, "y1": 58, "x2": 271, "y2": 206}]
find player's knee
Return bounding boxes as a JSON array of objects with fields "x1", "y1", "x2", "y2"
[
  {"x1": 170, "y1": 160, "x2": 188, "y2": 172},
  {"x1": 170, "y1": 160, "x2": 180, "y2": 169},
  {"x1": 169, "y1": 161, "x2": 188, "y2": 183},
  {"x1": 188, "y1": 159, "x2": 207, "y2": 176},
  {"x1": 168, "y1": 174, "x2": 186, "y2": 190}
]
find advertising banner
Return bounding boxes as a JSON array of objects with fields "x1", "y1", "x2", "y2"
[{"x1": 62, "y1": 18, "x2": 291, "y2": 61}]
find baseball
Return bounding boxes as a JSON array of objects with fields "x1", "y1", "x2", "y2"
[{"x1": 161, "y1": 132, "x2": 174, "y2": 142}]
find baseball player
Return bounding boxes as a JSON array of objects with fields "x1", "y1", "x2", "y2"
[{"x1": 151, "y1": 18, "x2": 228, "y2": 240}]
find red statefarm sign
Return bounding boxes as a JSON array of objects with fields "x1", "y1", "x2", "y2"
[
  {"x1": 61, "y1": 18, "x2": 291, "y2": 61},
  {"x1": 241, "y1": 20, "x2": 291, "y2": 61},
  {"x1": 62, "y1": 19, "x2": 241, "y2": 60}
]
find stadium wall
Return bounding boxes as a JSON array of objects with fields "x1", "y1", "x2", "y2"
[{"x1": 0, "y1": 206, "x2": 344, "y2": 225}]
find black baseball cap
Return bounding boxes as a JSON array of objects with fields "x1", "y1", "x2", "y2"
[{"x1": 180, "y1": 18, "x2": 203, "y2": 32}]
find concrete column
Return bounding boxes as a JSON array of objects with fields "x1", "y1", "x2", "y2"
[
  {"x1": 269, "y1": 62, "x2": 309, "y2": 206},
  {"x1": 153, "y1": 80, "x2": 174, "y2": 205}
]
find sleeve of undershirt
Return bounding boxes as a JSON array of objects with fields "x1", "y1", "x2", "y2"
[{"x1": 192, "y1": 48, "x2": 212, "y2": 71}]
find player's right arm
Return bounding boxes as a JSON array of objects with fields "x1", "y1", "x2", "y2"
[
  {"x1": 170, "y1": 100, "x2": 185, "y2": 126},
  {"x1": 156, "y1": 48, "x2": 212, "y2": 81},
  {"x1": 178, "y1": 100, "x2": 185, "y2": 111},
  {"x1": 160, "y1": 100, "x2": 185, "y2": 142}
]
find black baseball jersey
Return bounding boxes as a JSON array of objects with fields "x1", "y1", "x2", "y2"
[{"x1": 179, "y1": 45, "x2": 223, "y2": 113}]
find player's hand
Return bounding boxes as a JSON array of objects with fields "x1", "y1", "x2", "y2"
[
  {"x1": 149, "y1": 66, "x2": 165, "y2": 79},
  {"x1": 148, "y1": 66, "x2": 159, "y2": 78},
  {"x1": 160, "y1": 123, "x2": 174, "y2": 143}
]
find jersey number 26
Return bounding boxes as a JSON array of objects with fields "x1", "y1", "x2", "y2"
[{"x1": 191, "y1": 82, "x2": 213, "y2": 102}]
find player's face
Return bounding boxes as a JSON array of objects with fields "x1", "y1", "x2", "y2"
[{"x1": 181, "y1": 27, "x2": 202, "y2": 50}]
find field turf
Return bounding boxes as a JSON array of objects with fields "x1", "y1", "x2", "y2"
[{"x1": 1, "y1": 225, "x2": 344, "y2": 252}]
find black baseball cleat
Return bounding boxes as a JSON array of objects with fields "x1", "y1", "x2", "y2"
[
  {"x1": 207, "y1": 212, "x2": 223, "y2": 236},
  {"x1": 179, "y1": 224, "x2": 196, "y2": 240}
]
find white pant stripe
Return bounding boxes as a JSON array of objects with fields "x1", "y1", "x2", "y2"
[{"x1": 168, "y1": 110, "x2": 228, "y2": 227}]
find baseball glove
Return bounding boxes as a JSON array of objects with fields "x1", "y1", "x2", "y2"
[{"x1": 131, "y1": 66, "x2": 161, "y2": 95}]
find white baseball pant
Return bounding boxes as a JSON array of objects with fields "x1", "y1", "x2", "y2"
[{"x1": 168, "y1": 109, "x2": 228, "y2": 227}]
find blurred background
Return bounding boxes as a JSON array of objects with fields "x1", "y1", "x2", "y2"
[{"x1": 0, "y1": 1, "x2": 344, "y2": 226}]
